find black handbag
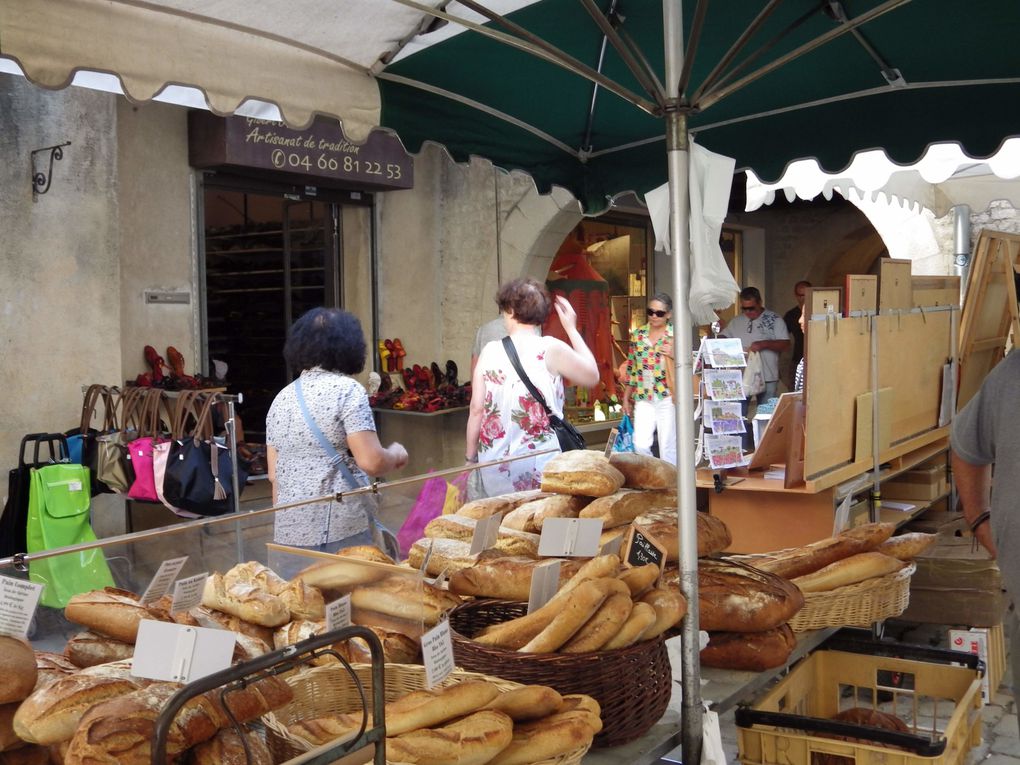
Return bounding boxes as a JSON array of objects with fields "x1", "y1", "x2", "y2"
[
  {"x1": 162, "y1": 394, "x2": 247, "y2": 516},
  {"x1": 501, "y1": 337, "x2": 587, "y2": 452},
  {"x1": 0, "y1": 434, "x2": 70, "y2": 558}
]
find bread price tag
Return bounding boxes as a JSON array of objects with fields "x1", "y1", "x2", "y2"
[
  {"x1": 171, "y1": 572, "x2": 208, "y2": 613},
  {"x1": 420, "y1": 620, "x2": 454, "y2": 689},
  {"x1": 140, "y1": 556, "x2": 189, "y2": 605},
  {"x1": 537, "y1": 517, "x2": 604, "y2": 557},
  {"x1": 0, "y1": 575, "x2": 44, "y2": 639},
  {"x1": 132, "y1": 620, "x2": 235, "y2": 683},
  {"x1": 623, "y1": 526, "x2": 667, "y2": 575},
  {"x1": 603, "y1": 428, "x2": 619, "y2": 459},
  {"x1": 527, "y1": 560, "x2": 561, "y2": 614},
  {"x1": 469, "y1": 513, "x2": 501, "y2": 555},
  {"x1": 325, "y1": 594, "x2": 352, "y2": 633}
]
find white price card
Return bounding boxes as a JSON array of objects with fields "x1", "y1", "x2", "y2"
[
  {"x1": 469, "y1": 514, "x2": 501, "y2": 555},
  {"x1": 132, "y1": 620, "x2": 235, "y2": 683},
  {"x1": 171, "y1": 572, "x2": 208, "y2": 613},
  {"x1": 0, "y1": 576, "x2": 44, "y2": 639},
  {"x1": 538, "y1": 518, "x2": 604, "y2": 558},
  {"x1": 421, "y1": 620, "x2": 454, "y2": 689},
  {"x1": 140, "y1": 556, "x2": 189, "y2": 605},
  {"x1": 325, "y1": 595, "x2": 352, "y2": 633},
  {"x1": 527, "y1": 560, "x2": 561, "y2": 614}
]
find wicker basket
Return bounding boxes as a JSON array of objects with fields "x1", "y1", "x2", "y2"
[
  {"x1": 789, "y1": 562, "x2": 916, "y2": 632},
  {"x1": 448, "y1": 599, "x2": 672, "y2": 748},
  {"x1": 261, "y1": 663, "x2": 591, "y2": 765}
]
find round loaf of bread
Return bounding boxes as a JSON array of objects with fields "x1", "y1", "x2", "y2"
[
  {"x1": 64, "y1": 588, "x2": 167, "y2": 644},
  {"x1": 408, "y1": 538, "x2": 479, "y2": 576},
  {"x1": 201, "y1": 574, "x2": 290, "y2": 628},
  {"x1": 0, "y1": 638, "x2": 36, "y2": 705},
  {"x1": 608, "y1": 453, "x2": 677, "y2": 490},
  {"x1": 540, "y1": 451, "x2": 625, "y2": 497},
  {"x1": 64, "y1": 631, "x2": 134, "y2": 668},
  {"x1": 424, "y1": 515, "x2": 477, "y2": 541},
  {"x1": 579, "y1": 489, "x2": 677, "y2": 529},
  {"x1": 190, "y1": 726, "x2": 273, "y2": 765},
  {"x1": 386, "y1": 709, "x2": 513, "y2": 765},
  {"x1": 501, "y1": 495, "x2": 589, "y2": 534},
  {"x1": 700, "y1": 624, "x2": 796, "y2": 670},
  {"x1": 634, "y1": 510, "x2": 732, "y2": 560},
  {"x1": 697, "y1": 559, "x2": 805, "y2": 632}
]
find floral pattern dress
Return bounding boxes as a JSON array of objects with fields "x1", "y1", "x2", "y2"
[
  {"x1": 475, "y1": 334, "x2": 563, "y2": 495},
  {"x1": 625, "y1": 323, "x2": 674, "y2": 401}
]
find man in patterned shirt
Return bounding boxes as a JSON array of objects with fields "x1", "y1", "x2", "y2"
[{"x1": 721, "y1": 286, "x2": 790, "y2": 403}]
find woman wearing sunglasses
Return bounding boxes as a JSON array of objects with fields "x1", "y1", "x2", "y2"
[{"x1": 621, "y1": 293, "x2": 677, "y2": 464}]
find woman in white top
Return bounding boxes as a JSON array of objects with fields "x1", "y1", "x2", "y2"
[{"x1": 466, "y1": 278, "x2": 599, "y2": 495}]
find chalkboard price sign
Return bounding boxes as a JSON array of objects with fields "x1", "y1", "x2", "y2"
[{"x1": 624, "y1": 526, "x2": 667, "y2": 573}]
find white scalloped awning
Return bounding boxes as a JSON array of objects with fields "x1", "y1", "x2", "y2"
[{"x1": 745, "y1": 139, "x2": 1020, "y2": 217}]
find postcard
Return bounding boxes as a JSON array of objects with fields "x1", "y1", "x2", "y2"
[
  {"x1": 706, "y1": 402, "x2": 745, "y2": 434},
  {"x1": 703, "y1": 368, "x2": 746, "y2": 401},
  {"x1": 705, "y1": 434, "x2": 749, "y2": 470},
  {"x1": 703, "y1": 338, "x2": 746, "y2": 368}
]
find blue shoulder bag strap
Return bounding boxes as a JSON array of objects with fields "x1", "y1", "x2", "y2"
[{"x1": 294, "y1": 378, "x2": 361, "y2": 488}]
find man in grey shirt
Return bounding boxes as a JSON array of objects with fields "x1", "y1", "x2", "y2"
[
  {"x1": 721, "y1": 286, "x2": 790, "y2": 403},
  {"x1": 951, "y1": 349, "x2": 1020, "y2": 731}
]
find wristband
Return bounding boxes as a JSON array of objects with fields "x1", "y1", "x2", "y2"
[{"x1": 969, "y1": 510, "x2": 991, "y2": 533}]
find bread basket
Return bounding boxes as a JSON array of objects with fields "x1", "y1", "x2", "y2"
[
  {"x1": 261, "y1": 662, "x2": 591, "y2": 765},
  {"x1": 448, "y1": 599, "x2": 672, "y2": 748},
  {"x1": 789, "y1": 562, "x2": 916, "y2": 631}
]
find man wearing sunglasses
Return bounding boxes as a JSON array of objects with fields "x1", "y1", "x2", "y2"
[{"x1": 721, "y1": 286, "x2": 790, "y2": 403}]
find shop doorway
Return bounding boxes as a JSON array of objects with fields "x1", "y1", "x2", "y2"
[{"x1": 200, "y1": 181, "x2": 358, "y2": 441}]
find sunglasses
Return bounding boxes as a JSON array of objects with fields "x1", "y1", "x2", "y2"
[
  {"x1": 740, "y1": 305, "x2": 758, "y2": 313},
  {"x1": 647, "y1": 308, "x2": 669, "y2": 318}
]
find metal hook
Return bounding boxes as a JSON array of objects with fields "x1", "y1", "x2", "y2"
[{"x1": 30, "y1": 141, "x2": 71, "y2": 200}]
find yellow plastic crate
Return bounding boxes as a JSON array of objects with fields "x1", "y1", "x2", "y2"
[{"x1": 737, "y1": 641, "x2": 983, "y2": 765}]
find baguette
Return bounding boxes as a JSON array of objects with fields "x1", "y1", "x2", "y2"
[
  {"x1": 617, "y1": 564, "x2": 660, "y2": 596},
  {"x1": 792, "y1": 552, "x2": 906, "y2": 593},
  {"x1": 560, "y1": 593, "x2": 633, "y2": 653},
  {"x1": 601, "y1": 601, "x2": 658, "y2": 650},
  {"x1": 501, "y1": 495, "x2": 590, "y2": 533},
  {"x1": 386, "y1": 680, "x2": 500, "y2": 736},
  {"x1": 639, "y1": 587, "x2": 688, "y2": 638},
  {"x1": 201, "y1": 573, "x2": 290, "y2": 628},
  {"x1": 448, "y1": 556, "x2": 583, "y2": 601},
  {"x1": 288, "y1": 713, "x2": 367, "y2": 747},
  {"x1": 336, "y1": 545, "x2": 396, "y2": 564},
  {"x1": 63, "y1": 588, "x2": 169, "y2": 644},
  {"x1": 540, "y1": 451, "x2": 625, "y2": 497},
  {"x1": 520, "y1": 579, "x2": 613, "y2": 653},
  {"x1": 488, "y1": 709, "x2": 596, "y2": 765},
  {"x1": 0, "y1": 638, "x2": 36, "y2": 705},
  {"x1": 349, "y1": 575, "x2": 461, "y2": 626},
  {"x1": 385, "y1": 709, "x2": 513, "y2": 765},
  {"x1": 875, "y1": 532, "x2": 937, "y2": 560},
  {"x1": 63, "y1": 631, "x2": 133, "y2": 668},
  {"x1": 482, "y1": 686, "x2": 562, "y2": 722},
  {"x1": 579, "y1": 489, "x2": 677, "y2": 529},
  {"x1": 747, "y1": 522, "x2": 897, "y2": 580}
]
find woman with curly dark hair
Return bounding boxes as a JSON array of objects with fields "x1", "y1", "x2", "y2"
[
  {"x1": 466, "y1": 278, "x2": 598, "y2": 494},
  {"x1": 266, "y1": 308, "x2": 407, "y2": 563}
]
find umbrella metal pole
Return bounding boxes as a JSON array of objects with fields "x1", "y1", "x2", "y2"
[{"x1": 664, "y1": 2, "x2": 703, "y2": 762}]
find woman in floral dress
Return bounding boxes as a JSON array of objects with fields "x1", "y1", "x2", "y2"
[
  {"x1": 622, "y1": 293, "x2": 676, "y2": 464},
  {"x1": 466, "y1": 278, "x2": 599, "y2": 495}
]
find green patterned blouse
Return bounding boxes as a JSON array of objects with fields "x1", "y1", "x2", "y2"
[{"x1": 625, "y1": 323, "x2": 673, "y2": 401}]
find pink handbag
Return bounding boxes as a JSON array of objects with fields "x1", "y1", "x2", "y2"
[{"x1": 126, "y1": 390, "x2": 170, "y2": 502}]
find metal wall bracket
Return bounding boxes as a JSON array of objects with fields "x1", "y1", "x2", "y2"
[{"x1": 31, "y1": 141, "x2": 71, "y2": 200}]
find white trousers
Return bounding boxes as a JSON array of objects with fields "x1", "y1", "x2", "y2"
[{"x1": 633, "y1": 397, "x2": 677, "y2": 465}]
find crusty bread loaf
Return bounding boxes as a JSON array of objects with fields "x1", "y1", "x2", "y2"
[
  {"x1": 288, "y1": 712, "x2": 367, "y2": 747},
  {"x1": 876, "y1": 532, "x2": 937, "y2": 560},
  {"x1": 696, "y1": 559, "x2": 805, "y2": 632},
  {"x1": 350, "y1": 575, "x2": 460, "y2": 626},
  {"x1": 424, "y1": 515, "x2": 478, "y2": 541},
  {"x1": 276, "y1": 579, "x2": 325, "y2": 621},
  {"x1": 386, "y1": 680, "x2": 501, "y2": 737},
  {"x1": 492, "y1": 529, "x2": 542, "y2": 558},
  {"x1": 408, "y1": 538, "x2": 479, "y2": 576},
  {"x1": 639, "y1": 587, "x2": 688, "y2": 638},
  {"x1": 31, "y1": 654, "x2": 76, "y2": 694},
  {"x1": 634, "y1": 510, "x2": 732, "y2": 559},
  {"x1": 232, "y1": 633, "x2": 271, "y2": 663},
  {"x1": 483, "y1": 686, "x2": 563, "y2": 722},
  {"x1": 63, "y1": 588, "x2": 169, "y2": 644},
  {"x1": 700, "y1": 624, "x2": 796, "y2": 670},
  {"x1": 601, "y1": 601, "x2": 658, "y2": 650},
  {"x1": 455, "y1": 491, "x2": 550, "y2": 521},
  {"x1": 501, "y1": 495, "x2": 590, "y2": 534},
  {"x1": 747, "y1": 522, "x2": 897, "y2": 580},
  {"x1": 346, "y1": 629, "x2": 420, "y2": 665},
  {"x1": 449, "y1": 556, "x2": 583, "y2": 601},
  {"x1": 560, "y1": 694, "x2": 602, "y2": 729},
  {"x1": 792, "y1": 552, "x2": 906, "y2": 593},
  {"x1": 336, "y1": 545, "x2": 396, "y2": 564},
  {"x1": 0, "y1": 638, "x2": 37, "y2": 705},
  {"x1": 540, "y1": 451, "x2": 625, "y2": 497},
  {"x1": 561, "y1": 592, "x2": 633, "y2": 653},
  {"x1": 63, "y1": 631, "x2": 133, "y2": 669},
  {"x1": 487, "y1": 709, "x2": 596, "y2": 765},
  {"x1": 608, "y1": 453, "x2": 677, "y2": 490},
  {"x1": 201, "y1": 573, "x2": 290, "y2": 628},
  {"x1": 293, "y1": 557, "x2": 390, "y2": 594},
  {"x1": 617, "y1": 564, "x2": 660, "y2": 597},
  {"x1": 0, "y1": 702, "x2": 23, "y2": 753},
  {"x1": 222, "y1": 561, "x2": 288, "y2": 594},
  {"x1": 351, "y1": 607, "x2": 423, "y2": 639},
  {"x1": 189, "y1": 726, "x2": 273, "y2": 765},
  {"x1": 187, "y1": 605, "x2": 275, "y2": 646},
  {"x1": 13, "y1": 661, "x2": 144, "y2": 745},
  {"x1": 386, "y1": 709, "x2": 513, "y2": 765},
  {"x1": 579, "y1": 489, "x2": 677, "y2": 529},
  {"x1": 520, "y1": 579, "x2": 613, "y2": 653}
]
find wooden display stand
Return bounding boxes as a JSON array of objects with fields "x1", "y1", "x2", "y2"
[{"x1": 701, "y1": 261, "x2": 958, "y2": 553}]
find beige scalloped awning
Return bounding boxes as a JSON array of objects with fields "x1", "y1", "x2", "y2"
[{"x1": 0, "y1": 0, "x2": 431, "y2": 142}]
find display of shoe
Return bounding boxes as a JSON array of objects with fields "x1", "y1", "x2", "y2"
[
  {"x1": 166, "y1": 346, "x2": 187, "y2": 378},
  {"x1": 392, "y1": 338, "x2": 407, "y2": 369},
  {"x1": 430, "y1": 362, "x2": 444, "y2": 390},
  {"x1": 378, "y1": 340, "x2": 391, "y2": 373},
  {"x1": 143, "y1": 345, "x2": 169, "y2": 384},
  {"x1": 446, "y1": 360, "x2": 459, "y2": 387}
]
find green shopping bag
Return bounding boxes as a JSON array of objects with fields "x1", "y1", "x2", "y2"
[{"x1": 26, "y1": 463, "x2": 113, "y2": 608}]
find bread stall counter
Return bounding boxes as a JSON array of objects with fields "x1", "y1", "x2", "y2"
[{"x1": 0, "y1": 451, "x2": 936, "y2": 765}]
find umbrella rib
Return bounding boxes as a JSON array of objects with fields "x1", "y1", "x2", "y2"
[
  {"x1": 697, "y1": 0, "x2": 911, "y2": 111},
  {"x1": 385, "y1": 0, "x2": 660, "y2": 115},
  {"x1": 676, "y1": 0, "x2": 709, "y2": 101},
  {"x1": 576, "y1": 0, "x2": 666, "y2": 106},
  {"x1": 376, "y1": 72, "x2": 582, "y2": 159}
]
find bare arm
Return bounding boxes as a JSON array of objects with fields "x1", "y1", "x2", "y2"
[
  {"x1": 348, "y1": 430, "x2": 408, "y2": 476},
  {"x1": 951, "y1": 450, "x2": 996, "y2": 556},
  {"x1": 267, "y1": 445, "x2": 278, "y2": 505},
  {"x1": 465, "y1": 362, "x2": 487, "y2": 462},
  {"x1": 544, "y1": 296, "x2": 599, "y2": 385}
]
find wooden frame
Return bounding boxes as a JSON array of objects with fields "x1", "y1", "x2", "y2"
[
  {"x1": 878, "y1": 258, "x2": 913, "y2": 312},
  {"x1": 912, "y1": 275, "x2": 960, "y2": 308},
  {"x1": 806, "y1": 286, "x2": 843, "y2": 318},
  {"x1": 844, "y1": 274, "x2": 878, "y2": 315}
]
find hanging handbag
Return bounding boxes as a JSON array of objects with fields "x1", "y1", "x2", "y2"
[
  {"x1": 95, "y1": 387, "x2": 143, "y2": 493},
  {"x1": 65, "y1": 384, "x2": 104, "y2": 465},
  {"x1": 501, "y1": 337, "x2": 586, "y2": 452},
  {"x1": 1, "y1": 434, "x2": 67, "y2": 558},
  {"x1": 126, "y1": 389, "x2": 171, "y2": 502},
  {"x1": 162, "y1": 394, "x2": 247, "y2": 516},
  {"x1": 293, "y1": 378, "x2": 400, "y2": 559},
  {"x1": 154, "y1": 391, "x2": 203, "y2": 518}
]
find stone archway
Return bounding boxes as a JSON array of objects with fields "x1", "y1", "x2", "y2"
[{"x1": 498, "y1": 183, "x2": 583, "y2": 281}]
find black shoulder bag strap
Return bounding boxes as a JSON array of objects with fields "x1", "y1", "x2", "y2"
[{"x1": 502, "y1": 336, "x2": 553, "y2": 416}]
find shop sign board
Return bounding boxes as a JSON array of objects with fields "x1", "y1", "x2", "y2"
[{"x1": 189, "y1": 113, "x2": 414, "y2": 192}]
